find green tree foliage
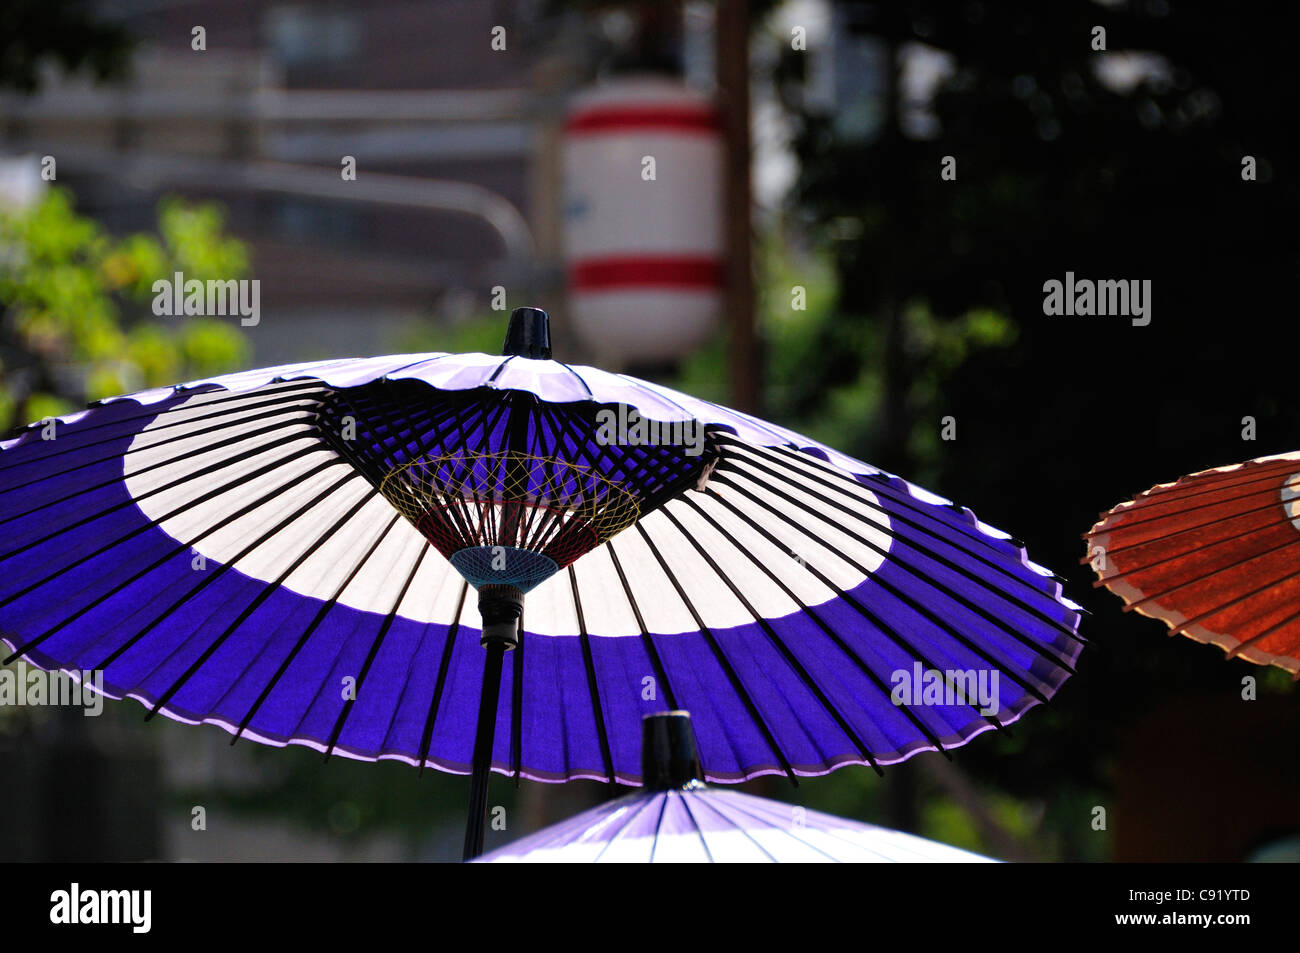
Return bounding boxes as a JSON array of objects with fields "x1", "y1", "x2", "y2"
[
  {"x1": 0, "y1": 189, "x2": 250, "y2": 430},
  {"x1": 755, "y1": 0, "x2": 1298, "y2": 858}
]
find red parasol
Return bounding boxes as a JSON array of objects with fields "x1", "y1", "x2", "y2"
[{"x1": 1086, "y1": 452, "x2": 1300, "y2": 677}]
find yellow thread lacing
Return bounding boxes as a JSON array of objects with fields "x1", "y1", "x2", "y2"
[{"x1": 378, "y1": 450, "x2": 642, "y2": 543}]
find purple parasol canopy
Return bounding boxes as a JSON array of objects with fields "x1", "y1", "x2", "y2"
[{"x1": 0, "y1": 308, "x2": 1083, "y2": 857}]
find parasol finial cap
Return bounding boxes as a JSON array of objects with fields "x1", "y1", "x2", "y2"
[
  {"x1": 502, "y1": 307, "x2": 552, "y2": 360},
  {"x1": 641, "y1": 711, "x2": 704, "y2": 790}
]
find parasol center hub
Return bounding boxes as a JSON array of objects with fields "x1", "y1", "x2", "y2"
[
  {"x1": 478, "y1": 583, "x2": 524, "y2": 649},
  {"x1": 450, "y1": 545, "x2": 560, "y2": 593}
]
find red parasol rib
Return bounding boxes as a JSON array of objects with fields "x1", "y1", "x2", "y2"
[{"x1": 1086, "y1": 452, "x2": 1300, "y2": 677}]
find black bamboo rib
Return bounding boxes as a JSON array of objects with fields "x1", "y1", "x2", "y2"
[
  {"x1": 0, "y1": 441, "x2": 323, "y2": 615},
  {"x1": 718, "y1": 450, "x2": 1083, "y2": 644},
  {"x1": 411, "y1": 398, "x2": 512, "y2": 548},
  {"x1": 728, "y1": 439, "x2": 1056, "y2": 583},
  {"x1": 438, "y1": 387, "x2": 473, "y2": 456},
  {"x1": 1089, "y1": 461, "x2": 1300, "y2": 524},
  {"x1": 530, "y1": 403, "x2": 572, "y2": 549},
  {"x1": 416, "y1": 578, "x2": 469, "y2": 774},
  {"x1": 1086, "y1": 472, "x2": 1300, "y2": 538},
  {"x1": 7, "y1": 452, "x2": 332, "y2": 670},
  {"x1": 538, "y1": 399, "x2": 692, "y2": 494},
  {"x1": 321, "y1": 384, "x2": 448, "y2": 477},
  {"x1": 718, "y1": 463, "x2": 1082, "y2": 667},
  {"x1": 540, "y1": 396, "x2": 709, "y2": 498},
  {"x1": 1164, "y1": 564, "x2": 1300, "y2": 637},
  {"x1": 645, "y1": 795, "x2": 674, "y2": 863},
  {"x1": 1093, "y1": 496, "x2": 1300, "y2": 559},
  {"x1": 765, "y1": 443, "x2": 1039, "y2": 562},
  {"x1": 90, "y1": 465, "x2": 361, "y2": 674},
  {"x1": 27, "y1": 365, "x2": 446, "y2": 499},
  {"x1": 570, "y1": 564, "x2": 617, "y2": 787},
  {"x1": 511, "y1": 611, "x2": 524, "y2": 785},
  {"x1": 0, "y1": 393, "x2": 322, "y2": 492},
  {"x1": 719, "y1": 443, "x2": 1072, "y2": 612},
  {"x1": 322, "y1": 395, "x2": 409, "y2": 478},
  {"x1": 703, "y1": 486, "x2": 1012, "y2": 732},
  {"x1": 511, "y1": 394, "x2": 543, "y2": 547},
  {"x1": 323, "y1": 543, "x2": 433, "y2": 761},
  {"x1": 630, "y1": 381, "x2": 781, "y2": 446},
  {"x1": 719, "y1": 438, "x2": 1065, "y2": 601},
  {"x1": 594, "y1": 794, "x2": 663, "y2": 862},
  {"x1": 526, "y1": 412, "x2": 593, "y2": 552},
  {"x1": 676, "y1": 796, "x2": 721, "y2": 863},
  {"x1": 362, "y1": 379, "x2": 433, "y2": 476},
  {"x1": 1089, "y1": 513, "x2": 1300, "y2": 566},
  {"x1": 1132, "y1": 463, "x2": 1300, "y2": 506},
  {"x1": 633, "y1": 521, "x2": 799, "y2": 786},
  {"x1": 1091, "y1": 513, "x2": 1300, "y2": 584},
  {"x1": 691, "y1": 794, "x2": 794, "y2": 862},
  {"x1": 527, "y1": 408, "x2": 633, "y2": 554},
  {"x1": 713, "y1": 471, "x2": 1077, "y2": 678},
  {"x1": 235, "y1": 512, "x2": 406, "y2": 745},
  {"x1": 1147, "y1": 453, "x2": 1300, "y2": 486},
  {"x1": 475, "y1": 396, "x2": 498, "y2": 544},
  {"x1": 361, "y1": 395, "x2": 491, "y2": 547},
  {"x1": 713, "y1": 434, "x2": 997, "y2": 552},
  {"x1": 0, "y1": 431, "x2": 318, "y2": 563},
  {"x1": 530, "y1": 403, "x2": 613, "y2": 549},
  {"x1": 428, "y1": 400, "x2": 515, "y2": 550},
  {"x1": 605, "y1": 543, "x2": 680, "y2": 713},
  {"x1": 329, "y1": 380, "x2": 702, "y2": 566},
  {"x1": 145, "y1": 486, "x2": 381, "y2": 719},
  {"x1": 0, "y1": 381, "x2": 325, "y2": 469},
  {"x1": 320, "y1": 374, "x2": 485, "y2": 459},
  {"x1": 1119, "y1": 536, "x2": 1300, "y2": 612},
  {"x1": 657, "y1": 504, "x2": 883, "y2": 776},
  {"x1": 486, "y1": 356, "x2": 515, "y2": 383},
  {"x1": 718, "y1": 795, "x2": 863, "y2": 860},
  {"x1": 8, "y1": 452, "x2": 336, "y2": 668},
  {"x1": 521, "y1": 404, "x2": 569, "y2": 547},
  {"x1": 495, "y1": 391, "x2": 533, "y2": 552},
  {"x1": 322, "y1": 387, "x2": 512, "y2": 549},
  {"x1": 555, "y1": 362, "x2": 594, "y2": 396},
  {"x1": 717, "y1": 478, "x2": 1060, "y2": 702},
  {"x1": 0, "y1": 415, "x2": 315, "y2": 526},
  {"x1": 1097, "y1": 465, "x2": 1289, "y2": 517},
  {"x1": 677, "y1": 493, "x2": 951, "y2": 762},
  {"x1": 1225, "y1": 605, "x2": 1300, "y2": 656},
  {"x1": 381, "y1": 380, "x2": 483, "y2": 443},
  {"x1": 635, "y1": 457, "x2": 718, "y2": 523}
]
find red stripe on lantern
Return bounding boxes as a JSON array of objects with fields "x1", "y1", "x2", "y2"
[
  {"x1": 564, "y1": 105, "x2": 721, "y2": 135},
  {"x1": 569, "y1": 256, "x2": 724, "y2": 291}
]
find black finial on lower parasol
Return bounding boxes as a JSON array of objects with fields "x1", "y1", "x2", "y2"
[{"x1": 641, "y1": 711, "x2": 705, "y2": 790}]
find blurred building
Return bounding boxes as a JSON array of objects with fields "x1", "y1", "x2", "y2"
[{"x1": 1, "y1": 0, "x2": 576, "y2": 363}]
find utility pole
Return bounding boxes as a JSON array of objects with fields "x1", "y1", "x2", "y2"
[{"x1": 716, "y1": 0, "x2": 759, "y2": 413}]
